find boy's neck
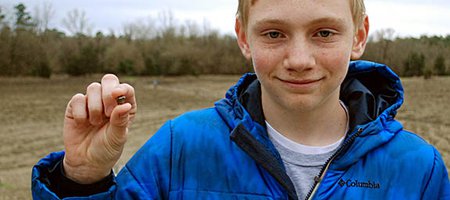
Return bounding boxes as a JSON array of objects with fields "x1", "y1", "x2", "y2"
[{"x1": 262, "y1": 92, "x2": 348, "y2": 147}]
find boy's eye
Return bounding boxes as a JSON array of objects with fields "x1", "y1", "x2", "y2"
[
  {"x1": 316, "y1": 30, "x2": 333, "y2": 38},
  {"x1": 265, "y1": 31, "x2": 283, "y2": 39}
]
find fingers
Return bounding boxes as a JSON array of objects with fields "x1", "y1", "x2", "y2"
[
  {"x1": 66, "y1": 93, "x2": 88, "y2": 124},
  {"x1": 66, "y1": 74, "x2": 136, "y2": 127},
  {"x1": 110, "y1": 103, "x2": 132, "y2": 130},
  {"x1": 104, "y1": 84, "x2": 136, "y2": 149},
  {"x1": 102, "y1": 75, "x2": 136, "y2": 120},
  {"x1": 109, "y1": 84, "x2": 136, "y2": 132},
  {"x1": 111, "y1": 83, "x2": 137, "y2": 115},
  {"x1": 86, "y1": 82, "x2": 104, "y2": 126},
  {"x1": 101, "y1": 74, "x2": 120, "y2": 117}
]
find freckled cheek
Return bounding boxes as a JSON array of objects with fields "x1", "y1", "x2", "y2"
[
  {"x1": 319, "y1": 47, "x2": 351, "y2": 74},
  {"x1": 251, "y1": 48, "x2": 283, "y2": 75}
]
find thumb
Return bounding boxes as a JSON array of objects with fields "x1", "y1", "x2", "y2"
[{"x1": 107, "y1": 103, "x2": 132, "y2": 145}]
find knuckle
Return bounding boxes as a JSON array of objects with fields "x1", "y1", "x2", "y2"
[
  {"x1": 73, "y1": 93, "x2": 85, "y2": 99},
  {"x1": 72, "y1": 107, "x2": 87, "y2": 120},
  {"x1": 102, "y1": 74, "x2": 119, "y2": 82},
  {"x1": 121, "y1": 83, "x2": 135, "y2": 95},
  {"x1": 87, "y1": 82, "x2": 101, "y2": 91},
  {"x1": 71, "y1": 93, "x2": 86, "y2": 105},
  {"x1": 74, "y1": 116, "x2": 88, "y2": 124},
  {"x1": 89, "y1": 115, "x2": 102, "y2": 125},
  {"x1": 89, "y1": 107, "x2": 103, "y2": 116}
]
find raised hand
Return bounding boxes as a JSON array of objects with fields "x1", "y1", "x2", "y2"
[{"x1": 62, "y1": 74, "x2": 137, "y2": 184}]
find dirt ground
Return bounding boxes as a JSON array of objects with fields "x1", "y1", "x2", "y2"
[{"x1": 0, "y1": 75, "x2": 449, "y2": 199}]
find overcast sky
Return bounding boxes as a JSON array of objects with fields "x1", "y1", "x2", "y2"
[{"x1": 1, "y1": 0, "x2": 450, "y2": 38}]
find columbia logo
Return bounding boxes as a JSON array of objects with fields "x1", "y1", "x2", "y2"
[{"x1": 338, "y1": 179, "x2": 381, "y2": 189}]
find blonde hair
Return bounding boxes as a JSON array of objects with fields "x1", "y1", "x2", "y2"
[{"x1": 236, "y1": 0, "x2": 366, "y2": 31}]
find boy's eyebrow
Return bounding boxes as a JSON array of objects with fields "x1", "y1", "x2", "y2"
[
  {"x1": 308, "y1": 17, "x2": 347, "y2": 27},
  {"x1": 253, "y1": 18, "x2": 289, "y2": 29},
  {"x1": 252, "y1": 16, "x2": 348, "y2": 30}
]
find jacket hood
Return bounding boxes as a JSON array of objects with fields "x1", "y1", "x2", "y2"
[
  {"x1": 335, "y1": 61, "x2": 405, "y2": 168},
  {"x1": 341, "y1": 60, "x2": 404, "y2": 131},
  {"x1": 215, "y1": 60, "x2": 405, "y2": 169}
]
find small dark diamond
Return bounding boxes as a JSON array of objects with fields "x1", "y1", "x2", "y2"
[{"x1": 339, "y1": 179, "x2": 346, "y2": 187}]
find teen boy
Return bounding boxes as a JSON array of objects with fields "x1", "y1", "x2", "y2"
[{"x1": 32, "y1": 0, "x2": 450, "y2": 199}]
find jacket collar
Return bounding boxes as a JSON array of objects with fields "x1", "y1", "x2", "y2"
[{"x1": 216, "y1": 74, "x2": 298, "y2": 199}]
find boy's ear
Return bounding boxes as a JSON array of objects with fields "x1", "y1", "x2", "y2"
[
  {"x1": 351, "y1": 15, "x2": 370, "y2": 60},
  {"x1": 235, "y1": 18, "x2": 252, "y2": 60}
]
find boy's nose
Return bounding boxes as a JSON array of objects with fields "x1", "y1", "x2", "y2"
[{"x1": 283, "y1": 38, "x2": 316, "y2": 72}]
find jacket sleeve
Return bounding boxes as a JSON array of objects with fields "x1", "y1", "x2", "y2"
[
  {"x1": 421, "y1": 147, "x2": 450, "y2": 200},
  {"x1": 31, "y1": 151, "x2": 117, "y2": 199},
  {"x1": 114, "y1": 120, "x2": 172, "y2": 199},
  {"x1": 31, "y1": 121, "x2": 173, "y2": 199}
]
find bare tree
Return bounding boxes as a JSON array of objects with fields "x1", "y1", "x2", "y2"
[
  {"x1": 33, "y1": 0, "x2": 55, "y2": 33},
  {"x1": 371, "y1": 28, "x2": 396, "y2": 63},
  {"x1": 183, "y1": 20, "x2": 200, "y2": 38},
  {"x1": 62, "y1": 9, "x2": 93, "y2": 36},
  {"x1": 157, "y1": 10, "x2": 177, "y2": 37},
  {"x1": 373, "y1": 28, "x2": 396, "y2": 42},
  {"x1": 122, "y1": 17, "x2": 156, "y2": 40}
]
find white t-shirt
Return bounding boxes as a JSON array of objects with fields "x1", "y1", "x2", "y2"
[{"x1": 266, "y1": 101, "x2": 349, "y2": 199}]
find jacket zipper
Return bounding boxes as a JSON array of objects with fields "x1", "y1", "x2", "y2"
[{"x1": 304, "y1": 127, "x2": 364, "y2": 200}]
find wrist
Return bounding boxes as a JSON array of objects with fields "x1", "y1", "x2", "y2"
[{"x1": 62, "y1": 158, "x2": 112, "y2": 184}]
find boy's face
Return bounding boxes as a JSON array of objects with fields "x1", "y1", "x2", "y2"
[{"x1": 236, "y1": 0, "x2": 368, "y2": 112}]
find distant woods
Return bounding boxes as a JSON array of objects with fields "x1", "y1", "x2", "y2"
[
  {"x1": 0, "y1": 3, "x2": 449, "y2": 78},
  {"x1": 362, "y1": 28, "x2": 450, "y2": 78},
  {"x1": 0, "y1": 3, "x2": 250, "y2": 78}
]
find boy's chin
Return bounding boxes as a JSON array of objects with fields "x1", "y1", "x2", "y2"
[
  {"x1": 270, "y1": 94, "x2": 330, "y2": 113},
  {"x1": 284, "y1": 97, "x2": 325, "y2": 112}
]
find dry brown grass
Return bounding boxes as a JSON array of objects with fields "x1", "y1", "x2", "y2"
[{"x1": 0, "y1": 75, "x2": 448, "y2": 199}]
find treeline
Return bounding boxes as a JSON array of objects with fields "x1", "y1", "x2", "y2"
[
  {"x1": 0, "y1": 3, "x2": 250, "y2": 78},
  {"x1": 0, "y1": 3, "x2": 448, "y2": 78},
  {"x1": 362, "y1": 29, "x2": 449, "y2": 77}
]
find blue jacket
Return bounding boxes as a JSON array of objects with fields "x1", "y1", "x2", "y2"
[{"x1": 32, "y1": 61, "x2": 450, "y2": 199}]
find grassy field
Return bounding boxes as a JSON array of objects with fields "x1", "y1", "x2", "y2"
[{"x1": 0, "y1": 75, "x2": 449, "y2": 199}]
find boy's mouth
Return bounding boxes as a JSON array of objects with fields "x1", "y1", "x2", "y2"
[
  {"x1": 281, "y1": 78, "x2": 321, "y2": 85},
  {"x1": 275, "y1": 76, "x2": 324, "y2": 91},
  {"x1": 277, "y1": 76, "x2": 324, "y2": 85}
]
